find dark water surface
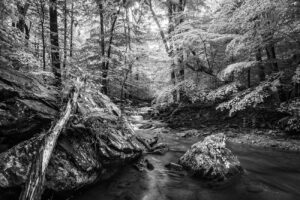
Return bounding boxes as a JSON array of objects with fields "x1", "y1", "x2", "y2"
[{"x1": 73, "y1": 126, "x2": 300, "y2": 200}]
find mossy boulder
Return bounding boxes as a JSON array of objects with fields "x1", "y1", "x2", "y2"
[{"x1": 179, "y1": 133, "x2": 243, "y2": 181}]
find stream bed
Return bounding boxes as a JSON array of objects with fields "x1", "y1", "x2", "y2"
[{"x1": 72, "y1": 115, "x2": 300, "y2": 200}]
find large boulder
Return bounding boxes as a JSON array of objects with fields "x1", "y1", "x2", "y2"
[
  {"x1": 179, "y1": 133, "x2": 243, "y2": 181},
  {"x1": 0, "y1": 66, "x2": 144, "y2": 192},
  {"x1": 0, "y1": 66, "x2": 58, "y2": 147}
]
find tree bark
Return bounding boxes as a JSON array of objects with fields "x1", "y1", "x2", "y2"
[
  {"x1": 15, "y1": 1, "x2": 30, "y2": 40},
  {"x1": 256, "y1": 48, "x2": 265, "y2": 81},
  {"x1": 99, "y1": 2, "x2": 107, "y2": 94},
  {"x1": 265, "y1": 44, "x2": 279, "y2": 72},
  {"x1": 102, "y1": 8, "x2": 121, "y2": 95},
  {"x1": 63, "y1": 0, "x2": 68, "y2": 77},
  {"x1": 167, "y1": 0, "x2": 186, "y2": 102},
  {"x1": 147, "y1": 0, "x2": 169, "y2": 54},
  {"x1": 247, "y1": 69, "x2": 251, "y2": 88},
  {"x1": 38, "y1": 0, "x2": 46, "y2": 71},
  {"x1": 20, "y1": 82, "x2": 82, "y2": 200},
  {"x1": 123, "y1": 10, "x2": 132, "y2": 100},
  {"x1": 125, "y1": 8, "x2": 131, "y2": 51},
  {"x1": 49, "y1": 0, "x2": 61, "y2": 88},
  {"x1": 70, "y1": 0, "x2": 74, "y2": 57}
]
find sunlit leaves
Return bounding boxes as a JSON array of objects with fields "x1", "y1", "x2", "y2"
[
  {"x1": 218, "y1": 61, "x2": 258, "y2": 81},
  {"x1": 217, "y1": 73, "x2": 282, "y2": 116}
]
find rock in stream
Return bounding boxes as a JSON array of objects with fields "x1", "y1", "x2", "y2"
[{"x1": 179, "y1": 133, "x2": 243, "y2": 182}]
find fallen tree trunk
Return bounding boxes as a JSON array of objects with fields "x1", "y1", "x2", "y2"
[{"x1": 20, "y1": 80, "x2": 82, "y2": 200}]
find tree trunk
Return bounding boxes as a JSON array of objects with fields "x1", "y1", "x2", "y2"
[
  {"x1": 167, "y1": 0, "x2": 186, "y2": 102},
  {"x1": 256, "y1": 48, "x2": 265, "y2": 81},
  {"x1": 49, "y1": 0, "x2": 61, "y2": 88},
  {"x1": 178, "y1": 59, "x2": 185, "y2": 99},
  {"x1": 147, "y1": 0, "x2": 169, "y2": 54},
  {"x1": 123, "y1": 10, "x2": 132, "y2": 100},
  {"x1": 125, "y1": 8, "x2": 131, "y2": 51},
  {"x1": 16, "y1": 2, "x2": 30, "y2": 40},
  {"x1": 70, "y1": 1, "x2": 74, "y2": 57},
  {"x1": 63, "y1": 0, "x2": 68, "y2": 77},
  {"x1": 99, "y1": 3, "x2": 107, "y2": 94},
  {"x1": 20, "y1": 82, "x2": 82, "y2": 200},
  {"x1": 247, "y1": 69, "x2": 251, "y2": 88},
  {"x1": 39, "y1": 0, "x2": 46, "y2": 71},
  {"x1": 102, "y1": 8, "x2": 120, "y2": 95},
  {"x1": 266, "y1": 44, "x2": 279, "y2": 72}
]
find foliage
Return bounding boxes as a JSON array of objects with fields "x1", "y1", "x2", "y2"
[
  {"x1": 155, "y1": 84, "x2": 176, "y2": 106},
  {"x1": 206, "y1": 82, "x2": 241, "y2": 102},
  {"x1": 1, "y1": 0, "x2": 300, "y2": 135},
  {"x1": 293, "y1": 66, "x2": 300, "y2": 84},
  {"x1": 219, "y1": 61, "x2": 258, "y2": 81},
  {"x1": 278, "y1": 98, "x2": 300, "y2": 134},
  {"x1": 217, "y1": 73, "x2": 282, "y2": 116},
  {"x1": 155, "y1": 79, "x2": 241, "y2": 106},
  {"x1": 278, "y1": 98, "x2": 300, "y2": 115}
]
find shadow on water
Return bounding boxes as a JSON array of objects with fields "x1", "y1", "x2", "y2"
[{"x1": 72, "y1": 126, "x2": 300, "y2": 200}]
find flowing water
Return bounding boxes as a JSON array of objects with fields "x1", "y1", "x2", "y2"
[{"x1": 72, "y1": 115, "x2": 300, "y2": 200}]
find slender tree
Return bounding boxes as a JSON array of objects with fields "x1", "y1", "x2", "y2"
[
  {"x1": 14, "y1": 1, "x2": 30, "y2": 40},
  {"x1": 69, "y1": 0, "x2": 74, "y2": 57},
  {"x1": 146, "y1": 0, "x2": 169, "y2": 54},
  {"x1": 36, "y1": 0, "x2": 46, "y2": 70},
  {"x1": 49, "y1": 0, "x2": 61, "y2": 87},
  {"x1": 99, "y1": 2, "x2": 106, "y2": 94},
  {"x1": 63, "y1": 0, "x2": 68, "y2": 74},
  {"x1": 101, "y1": 6, "x2": 121, "y2": 95},
  {"x1": 256, "y1": 48, "x2": 265, "y2": 81}
]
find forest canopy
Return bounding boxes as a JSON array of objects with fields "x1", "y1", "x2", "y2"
[{"x1": 0, "y1": 0, "x2": 299, "y2": 129}]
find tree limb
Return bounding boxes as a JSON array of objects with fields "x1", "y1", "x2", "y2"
[{"x1": 20, "y1": 79, "x2": 83, "y2": 200}]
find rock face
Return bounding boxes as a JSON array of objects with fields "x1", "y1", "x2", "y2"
[
  {"x1": 0, "y1": 66, "x2": 144, "y2": 192},
  {"x1": 0, "y1": 66, "x2": 58, "y2": 147},
  {"x1": 179, "y1": 133, "x2": 243, "y2": 181}
]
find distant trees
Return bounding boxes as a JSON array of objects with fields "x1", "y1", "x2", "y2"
[
  {"x1": 152, "y1": 0, "x2": 300, "y2": 126},
  {"x1": 1, "y1": 0, "x2": 299, "y2": 119}
]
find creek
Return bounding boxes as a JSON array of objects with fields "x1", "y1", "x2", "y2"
[{"x1": 72, "y1": 113, "x2": 300, "y2": 200}]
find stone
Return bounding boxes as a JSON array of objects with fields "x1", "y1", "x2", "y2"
[
  {"x1": 179, "y1": 133, "x2": 243, "y2": 181},
  {"x1": 165, "y1": 162, "x2": 183, "y2": 171},
  {"x1": 176, "y1": 129, "x2": 199, "y2": 138},
  {"x1": 0, "y1": 67, "x2": 145, "y2": 192},
  {"x1": 0, "y1": 66, "x2": 58, "y2": 146},
  {"x1": 145, "y1": 159, "x2": 154, "y2": 170},
  {"x1": 133, "y1": 158, "x2": 154, "y2": 171},
  {"x1": 139, "y1": 124, "x2": 153, "y2": 129},
  {"x1": 151, "y1": 143, "x2": 169, "y2": 155}
]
